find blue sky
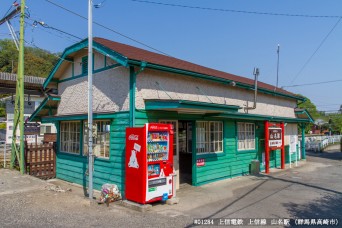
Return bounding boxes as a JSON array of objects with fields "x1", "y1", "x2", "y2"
[{"x1": 1, "y1": 0, "x2": 341, "y2": 112}]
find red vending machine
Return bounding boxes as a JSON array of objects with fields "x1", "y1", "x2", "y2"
[{"x1": 125, "y1": 123, "x2": 174, "y2": 204}]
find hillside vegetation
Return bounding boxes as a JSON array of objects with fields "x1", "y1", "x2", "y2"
[
  {"x1": 0, "y1": 39, "x2": 58, "y2": 119},
  {"x1": 298, "y1": 96, "x2": 342, "y2": 134},
  {"x1": 0, "y1": 39, "x2": 58, "y2": 77}
]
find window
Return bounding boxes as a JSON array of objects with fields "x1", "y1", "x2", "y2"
[
  {"x1": 196, "y1": 121, "x2": 223, "y2": 154},
  {"x1": 237, "y1": 122, "x2": 255, "y2": 150},
  {"x1": 40, "y1": 125, "x2": 52, "y2": 135},
  {"x1": 60, "y1": 121, "x2": 80, "y2": 154},
  {"x1": 83, "y1": 120, "x2": 110, "y2": 159},
  {"x1": 82, "y1": 56, "x2": 88, "y2": 75}
]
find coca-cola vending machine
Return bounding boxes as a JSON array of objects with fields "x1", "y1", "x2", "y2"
[{"x1": 125, "y1": 123, "x2": 174, "y2": 204}]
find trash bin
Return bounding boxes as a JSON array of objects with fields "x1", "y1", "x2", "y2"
[{"x1": 250, "y1": 160, "x2": 260, "y2": 175}]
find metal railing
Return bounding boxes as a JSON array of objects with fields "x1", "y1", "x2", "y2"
[{"x1": 299, "y1": 135, "x2": 342, "y2": 152}]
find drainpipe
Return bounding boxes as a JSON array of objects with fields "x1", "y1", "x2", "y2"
[
  {"x1": 129, "y1": 62, "x2": 147, "y2": 127},
  {"x1": 244, "y1": 67, "x2": 259, "y2": 113}
]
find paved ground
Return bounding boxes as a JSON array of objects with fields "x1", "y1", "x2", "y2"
[{"x1": 0, "y1": 148, "x2": 341, "y2": 227}]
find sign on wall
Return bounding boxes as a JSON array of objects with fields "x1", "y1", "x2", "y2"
[
  {"x1": 268, "y1": 128, "x2": 282, "y2": 148},
  {"x1": 289, "y1": 135, "x2": 297, "y2": 153},
  {"x1": 196, "y1": 158, "x2": 205, "y2": 167}
]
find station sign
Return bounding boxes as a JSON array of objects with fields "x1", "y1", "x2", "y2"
[
  {"x1": 24, "y1": 122, "x2": 40, "y2": 135},
  {"x1": 268, "y1": 127, "x2": 282, "y2": 148}
]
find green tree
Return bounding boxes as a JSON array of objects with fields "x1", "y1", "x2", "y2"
[
  {"x1": 0, "y1": 99, "x2": 5, "y2": 117},
  {"x1": 297, "y1": 96, "x2": 320, "y2": 119},
  {"x1": 0, "y1": 107, "x2": 5, "y2": 117},
  {"x1": 297, "y1": 95, "x2": 320, "y2": 133},
  {"x1": 328, "y1": 114, "x2": 342, "y2": 134},
  {"x1": 0, "y1": 39, "x2": 58, "y2": 77}
]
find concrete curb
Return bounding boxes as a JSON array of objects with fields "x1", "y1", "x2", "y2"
[{"x1": 121, "y1": 200, "x2": 152, "y2": 212}]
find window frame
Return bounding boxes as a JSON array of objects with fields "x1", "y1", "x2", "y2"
[
  {"x1": 83, "y1": 120, "x2": 111, "y2": 159},
  {"x1": 81, "y1": 56, "x2": 88, "y2": 75},
  {"x1": 237, "y1": 122, "x2": 256, "y2": 151},
  {"x1": 59, "y1": 121, "x2": 81, "y2": 155},
  {"x1": 196, "y1": 121, "x2": 223, "y2": 155}
]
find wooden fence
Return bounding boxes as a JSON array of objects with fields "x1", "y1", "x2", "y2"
[
  {"x1": 25, "y1": 142, "x2": 56, "y2": 179},
  {"x1": 0, "y1": 144, "x2": 10, "y2": 168}
]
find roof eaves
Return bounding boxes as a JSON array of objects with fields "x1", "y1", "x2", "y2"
[
  {"x1": 128, "y1": 59, "x2": 305, "y2": 102},
  {"x1": 43, "y1": 39, "x2": 88, "y2": 89},
  {"x1": 295, "y1": 109, "x2": 314, "y2": 123},
  {"x1": 93, "y1": 41, "x2": 129, "y2": 67}
]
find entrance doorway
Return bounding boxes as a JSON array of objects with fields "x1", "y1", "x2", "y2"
[
  {"x1": 178, "y1": 121, "x2": 192, "y2": 185},
  {"x1": 159, "y1": 120, "x2": 193, "y2": 188}
]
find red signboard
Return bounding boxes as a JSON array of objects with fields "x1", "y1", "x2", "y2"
[
  {"x1": 264, "y1": 121, "x2": 285, "y2": 174},
  {"x1": 196, "y1": 158, "x2": 205, "y2": 167},
  {"x1": 268, "y1": 128, "x2": 282, "y2": 148}
]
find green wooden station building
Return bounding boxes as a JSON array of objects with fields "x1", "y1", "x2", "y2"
[{"x1": 30, "y1": 38, "x2": 313, "y2": 195}]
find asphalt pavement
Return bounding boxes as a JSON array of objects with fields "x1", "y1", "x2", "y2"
[{"x1": 0, "y1": 148, "x2": 341, "y2": 228}]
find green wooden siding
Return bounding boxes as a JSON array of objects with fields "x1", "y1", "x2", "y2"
[
  {"x1": 196, "y1": 120, "x2": 261, "y2": 185},
  {"x1": 56, "y1": 109, "x2": 301, "y2": 193},
  {"x1": 135, "y1": 111, "x2": 300, "y2": 186},
  {"x1": 56, "y1": 112, "x2": 129, "y2": 194}
]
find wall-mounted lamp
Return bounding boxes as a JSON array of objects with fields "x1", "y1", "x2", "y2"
[{"x1": 229, "y1": 81, "x2": 236, "y2": 86}]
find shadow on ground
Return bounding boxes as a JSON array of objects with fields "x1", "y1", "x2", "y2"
[
  {"x1": 284, "y1": 193, "x2": 342, "y2": 225},
  {"x1": 306, "y1": 150, "x2": 342, "y2": 162}
]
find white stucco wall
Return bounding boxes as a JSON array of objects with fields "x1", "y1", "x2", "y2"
[
  {"x1": 136, "y1": 69, "x2": 297, "y2": 118},
  {"x1": 57, "y1": 67, "x2": 130, "y2": 115},
  {"x1": 58, "y1": 50, "x2": 119, "y2": 81}
]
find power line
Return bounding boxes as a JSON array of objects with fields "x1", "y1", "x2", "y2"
[
  {"x1": 289, "y1": 17, "x2": 342, "y2": 84},
  {"x1": 44, "y1": 0, "x2": 172, "y2": 57},
  {"x1": 2, "y1": 1, "x2": 18, "y2": 18},
  {"x1": 28, "y1": 18, "x2": 82, "y2": 40},
  {"x1": 316, "y1": 104, "x2": 342, "y2": 107},
  {"x1": 282, "y1": 78, "x2": 342, "y2": 88},
  {"x1": 130, "y1": 0, "x2": 342, "y2": 18}
]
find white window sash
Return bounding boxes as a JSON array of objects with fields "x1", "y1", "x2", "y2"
[
  {"x1": 237, "y1": 122, "x2": 255, "y2": 151},
  {"x1": 196, "y1": 121, "x2": 223, "y2": 154}
]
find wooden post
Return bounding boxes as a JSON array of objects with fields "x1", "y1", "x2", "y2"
[
  {"x1": 281, "y1": 122, "x2": 285, "y2": 169},
  {"x1": 264, "y1": 121, "x2": 270, "y2": 174}
]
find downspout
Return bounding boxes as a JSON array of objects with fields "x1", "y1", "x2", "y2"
[
  {"x1": 244, "y1": 67, "x2": 259, "y2": 113},
  {"x1": 129, "y1": 61, "x2": 147, "y2": 127}
]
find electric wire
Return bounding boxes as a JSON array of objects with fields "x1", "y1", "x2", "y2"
[
  {"x1": 317, "y1": 104, "x2": 341, "y2": 107},
  {"x1": 289, "y1": 16, "x2": 342, "y2": 85},
  {"x1": 44, "y1": 0, "x2": 172, "y2": 57},
  {"x1": 2, "y1": 1, "x2": 17, "y2": 18},
  {"x1": 130, "y1": 0, "x2": 342, "y2": 18},
  {"x1": 24, "y1": 38, "x2": 79, "y2": 65},
  {"x1": 27, "y1": 18, "x2": 82, "y2": 40},
  {"x1": 282, "y1": 79, "x2": 342, "y2": 88}
]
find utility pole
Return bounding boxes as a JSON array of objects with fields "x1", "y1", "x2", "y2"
[
  {"x1": 275, "y1": 44, "x2": 280, "y2": 90},
  {"x1": 88, "y1": 0, "x2": 94, "y2": 200},
  {"x1": 10, "y1": 0, "x2": 25, "y2": 173}
]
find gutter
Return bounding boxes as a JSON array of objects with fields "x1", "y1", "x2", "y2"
[{"x1": 127, "y1": 60, "x2": 304, "y2": 102}]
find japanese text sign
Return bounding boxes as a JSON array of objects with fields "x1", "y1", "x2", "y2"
[{"x1": 268, "y1": 128, "x2": 282, "y2": 148}]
